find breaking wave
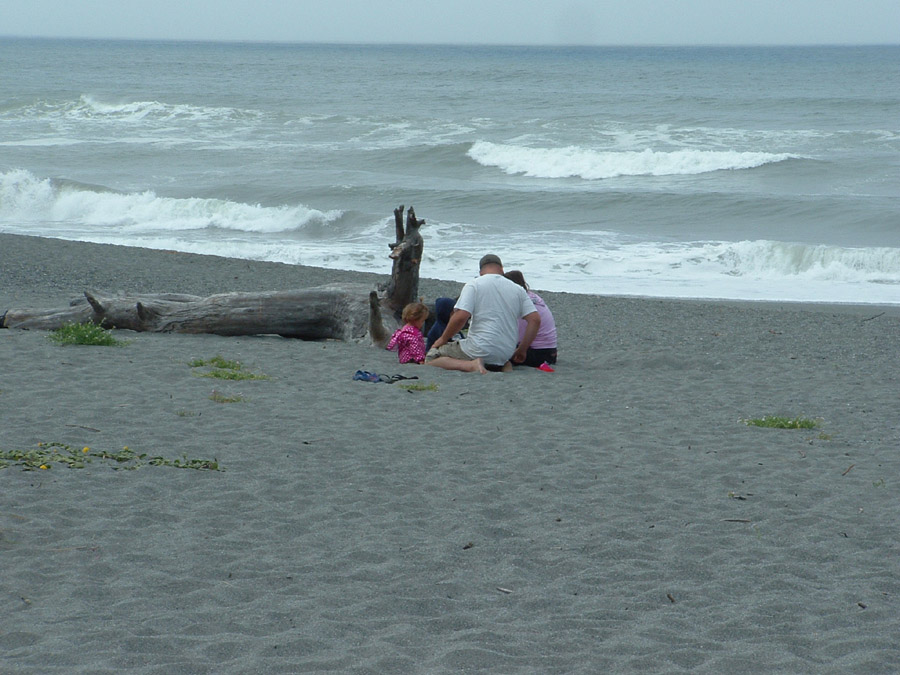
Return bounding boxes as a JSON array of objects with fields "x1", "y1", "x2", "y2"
[
  {"x1": 0, "y1": 169, "x2": 340, "y2": 235},
  {"x1": 467, "y1": 141, "x2": 795, "y2": 179}
]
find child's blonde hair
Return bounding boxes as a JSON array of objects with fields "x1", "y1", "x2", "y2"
[{"x1": 402, "y1": 302, "x2": 429, "y2": 324}]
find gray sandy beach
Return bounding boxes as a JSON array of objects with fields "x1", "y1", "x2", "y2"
[{"x1": 1, "y1": 233, "x2": 899, "y2": 673}]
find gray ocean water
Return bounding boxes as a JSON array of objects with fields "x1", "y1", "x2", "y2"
[{"x1": 1, "y1": 38, "x2": 899, "y2": 303}]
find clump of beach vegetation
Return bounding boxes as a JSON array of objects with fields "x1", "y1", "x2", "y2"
[
  {"x1": 742, "y1": 415, "x2": 820, "y2": 429},
  {"x1": 0, "y1": 442, "x2": 219, "y2": 471},
  {"x1": 48, "y1": 322, "x2": 128, "y2": 347},
  {"x1": 209, "y1": 389, "x2": 245, "y2": 403},
  {"x1": 398, "y1": 382, "x2": 439, "y2": 392},
  {"x1": 190, "y1": 355, "x2": 269, "y2": 381}
]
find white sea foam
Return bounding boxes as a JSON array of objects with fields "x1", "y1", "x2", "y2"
[
  {"x1": 539, "y1": 239, "x2": 900, "y2": 303},
  {"x1": 0, "y1": 169, "x2": 341, "y2": 236},
  {"x1": 415, "y1": 229, "x2": 900, "y2": 304},
  {"x1": 4, "y1": 169, "x2": 898, "y2": 304},
  {"x1": 1, "y1": 96, "x2": 263, "y2": 134},
  {"x1": 3, "y1": 172, "x2": 897, "y2": 304},
  {"x1": 467, "y1": 141, "x2": 795, "y2": 179},
  {"x1": 72, "y1": 95, "x2": 258, "y2": 124},
  {"x1": 0, "y1": 138, "x2": 84, "y2": 147}
]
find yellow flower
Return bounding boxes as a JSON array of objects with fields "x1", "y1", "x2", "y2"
[
  {"x1": 39, "y1": 464, "x2": 49, "y2": 470},
  {"x1": 83, "y1": 447, "x2": 90, "y2": 453},
  {"x1": 123, "y1": 446, "x2": 129, "y2": 451}
]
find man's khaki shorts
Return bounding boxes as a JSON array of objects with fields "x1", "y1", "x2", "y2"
[{"x1": 425, "y1": 341, "x2": 472, "y2": 361}]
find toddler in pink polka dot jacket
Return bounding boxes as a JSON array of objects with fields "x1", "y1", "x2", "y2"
[{"x1": 386, "y1": 302, "x2": 429, "y2": 364}]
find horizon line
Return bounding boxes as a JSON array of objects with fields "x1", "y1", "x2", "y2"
[{"x1": 2, "y1": 34, "x2": 899, "y2": 49}]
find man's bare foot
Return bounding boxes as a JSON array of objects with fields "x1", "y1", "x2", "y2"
[{"x1": 501, "y1": 361, "x2": 513, "y2": 373}]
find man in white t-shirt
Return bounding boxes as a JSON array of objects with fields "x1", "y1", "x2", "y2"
[{"x1": 425, "y1": 254, "x2": 540, "y2": 373}]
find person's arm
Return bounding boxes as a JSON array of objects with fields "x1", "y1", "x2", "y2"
[
  {"x1": 386, "y1": 330, "x2": 399, "y2": 351},
  {"x1": 512, "y1": 311, "x2": 540, "y2": 363},
  {"x1": 430, "y1": 309, "x2": 471, "y2": 350}
]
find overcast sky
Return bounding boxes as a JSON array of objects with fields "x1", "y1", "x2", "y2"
[{"x1": 3, "y1": 0, "x2": 899, "y2": 46}]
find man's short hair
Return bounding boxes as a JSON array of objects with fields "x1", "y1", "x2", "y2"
[{"x1": 479, "y1": 253, "x2": 503, "y2": 269}]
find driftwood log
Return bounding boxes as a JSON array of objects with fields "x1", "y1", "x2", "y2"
[{"x1": 1, "y1": 205, "x2": 426, "y2": 344}]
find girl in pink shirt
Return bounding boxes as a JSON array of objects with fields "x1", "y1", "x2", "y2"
[
  {"x1": 386, "y1": 302, "x2": 429, "y2": 364},
  {"x1": 504, "y1": 270, "x2": 558, "y2": 367}
]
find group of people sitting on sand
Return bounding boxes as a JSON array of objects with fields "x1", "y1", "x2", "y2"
[{"x1": 385, "y1": 253, "x2": 558, "y2": 374}]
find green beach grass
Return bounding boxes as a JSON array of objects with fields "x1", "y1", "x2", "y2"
[
  {"x1": 0, "y1": 442, "x2": 220, "y2": 471},
  {"x1": 48, "y1": 322, "x2": 129, "y2": 347},
  {"x1": 743, "y1": 415, "x2": 820, "y2": 429},
  {"x1": 190, "y1": 355, "x2": 269, "y2": 381}
]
